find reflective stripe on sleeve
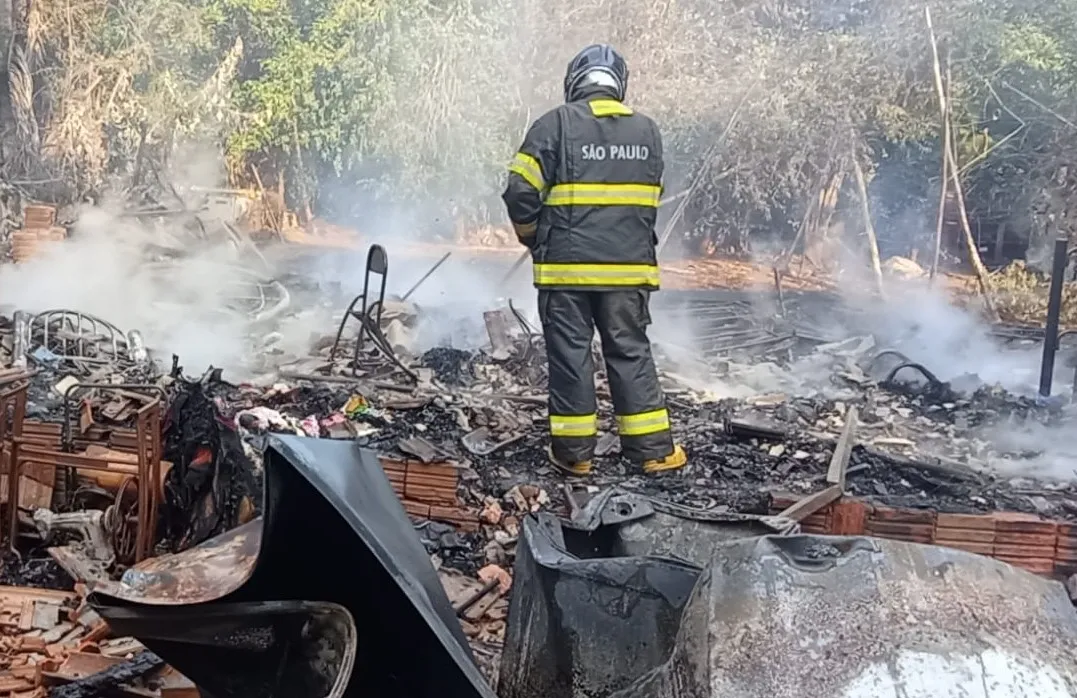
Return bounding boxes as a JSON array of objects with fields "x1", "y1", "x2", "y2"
[
  {"x1": 533, "y1": 263, "x2": 660, "y2": 288},
  {"x1": 616, "y1": 408, "x2": 671, "y2": 437},
  {"x1": 550, "y1": 413, "x2": 598, "y2": 438},
  {"x1": 508, "y1": 152, "x2": 546, "y2": 192},
  {"x1": 546, "y1": 183, "x2": 660, "y2": 207}
]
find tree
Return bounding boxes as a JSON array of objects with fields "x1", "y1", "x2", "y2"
[{"x1": 14, "y1": 0, "x2": 1077, "y2": 260}]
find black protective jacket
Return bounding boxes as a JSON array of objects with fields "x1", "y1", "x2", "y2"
[{"x1": 502, "y1": 86, "x2": 664, "y2": 291}]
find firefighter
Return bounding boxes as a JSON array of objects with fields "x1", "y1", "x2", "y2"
[{"x1": 501, "y1": 43, "x2": 686, "y2": 476}]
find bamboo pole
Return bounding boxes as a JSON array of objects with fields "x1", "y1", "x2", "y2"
[
  {"x1": 925, "y1": 8, "x2": 997, "y2": 317},
  {"x1": 928, "y1": 36, "x2": 950, "y2": 283},
  {"x1": 851, "y1": 147, "x2": 886, "y2": 299}
]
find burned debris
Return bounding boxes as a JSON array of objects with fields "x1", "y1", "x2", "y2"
[
  {"x1": 0, "y1": 215, "x2": 1075, "y2": 696},
  {"x1": 0, "y1": 583, "x2": 195, "y2": 697}
]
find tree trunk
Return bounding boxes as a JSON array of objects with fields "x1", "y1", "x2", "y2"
[{"x1": 0, "y1": 0, "x2": 17, "y2": 164}]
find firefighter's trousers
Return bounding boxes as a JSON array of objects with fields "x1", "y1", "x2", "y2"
[{"x1": 539, "y1": 289, "x2": 674, "y2": 464}]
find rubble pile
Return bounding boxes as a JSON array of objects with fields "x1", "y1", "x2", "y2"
[
  {"x1": 1, "y1": 243, "x2": 1076, "y2": 692},
  {"x1": 0, "y1": 583, "x2": 195, "y2": 697}
]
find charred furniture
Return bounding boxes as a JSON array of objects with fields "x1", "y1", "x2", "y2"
[{"x1": 6, "y1": 384, "x2": 164, "y2": 563}]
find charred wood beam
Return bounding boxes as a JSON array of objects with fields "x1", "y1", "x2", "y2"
[{"x1": 48, "y1": 651, "x2": 164, "y2": 698}]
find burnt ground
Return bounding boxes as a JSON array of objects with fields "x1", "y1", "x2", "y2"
[{"x1": 3, "y1": 256, "x2": 1076, "y2": 692}]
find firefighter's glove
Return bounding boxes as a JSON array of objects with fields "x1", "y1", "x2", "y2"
[{"x1": 512, "y1": 220, "x2": 538, "y2": 248}]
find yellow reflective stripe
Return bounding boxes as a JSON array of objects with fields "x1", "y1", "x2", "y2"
[
  {"x1": 616, "y1": 409, "x2": 671, "y2": 437},
  {"x1": 508, "y1": 152, "x2": 546, "y2": 192},
  {"x1": 589, "y1": 99, "x2": 633, "y2": 117},
  {"x1": 534, "y1": 263, "x2": 659, "y2": 287},
  {"x1": 550, "y1": 414, "x2": 597, "y2": 437},
  {"x1": 546, "y1": 183, "x2": 660, "y2": 207}
]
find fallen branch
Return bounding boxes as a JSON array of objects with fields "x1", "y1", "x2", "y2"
[
  {"x1": 1002, "y1": 81, "x2": 1077, "y2": 132},
  {"x1": 860, "y1": 444, "x2": 983, "y2": 483}
]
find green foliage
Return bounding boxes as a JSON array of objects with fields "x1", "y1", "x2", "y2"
[
  {"x1": 203, "y1": 0, "x2": 387, "y2": 168},
  {"x1": 28, "y1": 0, "x2": 1077, "y2": 242}
]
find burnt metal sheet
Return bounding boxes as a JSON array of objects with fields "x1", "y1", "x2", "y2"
[
  {"x1": 92, "y1": 519, "x2": 260, "y2": 604},
  {"x1": 498, "y1": 498, "x2": 790, "y2": 698},
  {"x1": 622, "y1": 536, "x2": 1077, "y2": 698},
  {"x1": 498, "y1": 513, "x2": 702, "y2": 698},
  {"x1": 91, "y1": 601, "x2": 355, "y2": 698},
  {"x1": 502, "y1": 518, "x2": 1077, "y2": 698},
  {"x1": 90, "y1": 436, "x2": 494, "y2": 698},
  {"x1": 565, "y1": 489, "x2": 793, "y2": 563}
]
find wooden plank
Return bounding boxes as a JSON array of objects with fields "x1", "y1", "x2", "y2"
[
  {"x1": 776, "y1": 485, "x2": 843, "y2": 524},
  {"x1": 826, "y1": 405, "x2": 858, "y2": 489}
]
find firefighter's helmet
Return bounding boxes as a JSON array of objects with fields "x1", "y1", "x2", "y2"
[{"x1": 564, "y1": 44, "x2": 629, "y2": 103}]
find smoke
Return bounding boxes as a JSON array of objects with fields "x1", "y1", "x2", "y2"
[
  {"x1": 0, "y1": 205, "x2": 265, "y2": 374},
  {"x1": 354, "y1": 228, "x2": 538, "y2": 354},
  {"x1": 0, "y1": 147, "x2": 296, "y2": 378}
]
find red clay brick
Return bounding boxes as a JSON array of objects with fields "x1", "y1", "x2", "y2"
[
  {"x1": 405, "y1": 474, "x2": 458, "y2": 492},
  {"x1": 404, "y1": 483, "x2": 457, "y2": 505},
  {"x1": 870, "y1": 506, "x2": 936, "y2": 524},
  {"x1": 430, "y1": 504, "x2": 478, "y2": 522},
  {"x1": 429, "y1": 506, "x2": 481, "y2": 533},
  {"x1": 993, "y1": 513, "x2": 1057, "y2": 535},
  {"x1": 801, "y1": 512, "x2": 830, "y2": 526},
  {"x1": 402, "y1": 500, "x2": 431, "y2": 518},
  {"x1": 830, "y1": 500, "x2": 868, "y2": 536},
  {"x1": 934, "y1": 528, "x2": 996, "y2": 544},
  {"x1": 1057, "y1": 523, "x2": 1077, "y2": 537},
  {"x1": 993, "y1": 543, "x2": 1056, "y2": 559},
  {"x1": 936, "y1": 513, "x2": 996, "y2": 530},
  {"x1": 994, "y1": 531, "x2": 1058, "y2": 547},
  {"x1": 406, "y1": 461, "x2": 460, "y2": 480},
  {"x1": 1052, "y1": 548, "x2": 1077, "y2": 563},
  {"x1": 378, "y1": 456, "x2": 408, "y2": 473},
  {"x1": 866, "y1": 521, "x2": 935, "y2": 541},
  {"x1": 1055, "y1": 535, "x2": 1077, "y2": 551}
]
